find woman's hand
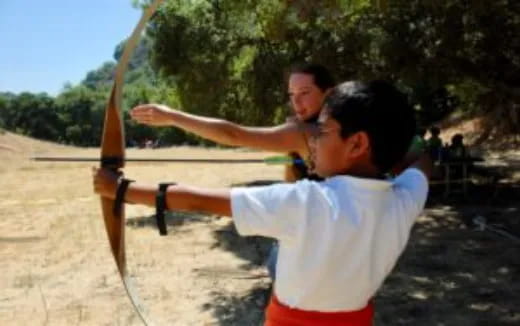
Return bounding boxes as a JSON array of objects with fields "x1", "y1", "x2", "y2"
[
  {"x1": 130, "y1": 104, "x2": 176, "y2": 126},
  {"x1": 92, "y1": 167, "x2": 120, "y2": 199}
]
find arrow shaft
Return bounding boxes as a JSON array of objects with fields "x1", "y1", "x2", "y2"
[{"x1": 32, "y1": 156, "x2": 304, "y2": 164}]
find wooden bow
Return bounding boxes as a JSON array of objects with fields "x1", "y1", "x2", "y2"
[{"x1": 99, "y1": 1, "x2": 164, "y2": 325}]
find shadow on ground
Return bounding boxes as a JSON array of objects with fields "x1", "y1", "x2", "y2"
[
  {"x1": 200, "y1": 180, "x2": 280, "y2": 325},
  {"x1": 125, "y1": 180, "x2": 277, "y2": 325},
  {"x1": 129, "y1": 178, "x2": 520, "y2": 325},
  {"x1": 126, "y1": 210, "x2": 208, "y2": 234},
  {"x1": 202, "y1": 286, "x2": 271, "y2": 326},
  {"x1": 201, "y1": 222, "x2": 273, "y2": 326},
  {"x1": 376, "y1": 181, "x2": 520, "y2": 325}
]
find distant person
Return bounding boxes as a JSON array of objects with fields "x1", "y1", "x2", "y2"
[
  {"x1": 130, "y1": 63, "x2": 336, "y2": 280},
  {"x1": 129, "y1": 139, "x2": 139, "y2": 148},
  {"x1": 427, "y1": 126, "x2": 443, "y2": 162},
  {"x1": 448, "y1": 133, "x2": 466, "y2": 161},
  {"x1": 94, "y1": 80, "x2": 431, "y2": 326},
  {"x1": 409, "y1": 128, "x2": 427, "y2": 154}
]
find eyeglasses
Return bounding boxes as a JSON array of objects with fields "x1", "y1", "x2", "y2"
[{"x1": 303, "y1": 122, "x2": 341, "y2": 139}]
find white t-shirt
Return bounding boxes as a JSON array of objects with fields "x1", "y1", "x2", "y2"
[{"x1": 231, "y1": 168, "x2": 428, "y2": 312}]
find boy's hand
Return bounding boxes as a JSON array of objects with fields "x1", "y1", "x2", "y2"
[
  {"x1": 92, "y1": 167, "x2": 120, "y2": 199},
  {"x1": 130, "y1": 104, "x2": 175, "y2": 126}
]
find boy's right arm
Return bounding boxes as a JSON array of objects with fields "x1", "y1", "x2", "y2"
[
  {"x1": 128, "y1": 184, "x2": 232, "y2": 217},
  {"x1": 93, "y1": 167, "x2": 232, "y2": 217},
  {"x1": 130, "y1": 104, "x2": 307, "y2": 154}
]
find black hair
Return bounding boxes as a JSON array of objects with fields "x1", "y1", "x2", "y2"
[
  {"x1": 324, "y1": 80, "x2": 416, "y2": 173},
  {"x1": 289, "y1": 63, "x2": 336, "y2": 92},
  {"x1": 430, "y1": 126, "x2": 441, "y2": 136},
  {"x1": 451, "y1": 133, "x2": 464, "y2": 145}
]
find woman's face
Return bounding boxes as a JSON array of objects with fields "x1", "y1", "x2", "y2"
[{"x1": 288, "y1": 73, "x2": 328, "y2": 121}]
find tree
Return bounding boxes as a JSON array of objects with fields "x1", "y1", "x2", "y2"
[
  {"x1": 146, "y1": 0, "x2": 519, "y2": 133},
  {"x1": 368, "y1": 0, "x2": 520, "y2": 131},
  {"x1": 3, "y1": 92, "x2": 62, "y2": 141},
  {"x1": 55, "y1": 85, "x2": 108, "y2": 146},
  {"x1": 3, "y1": 0, "x2": 518, "y2": 146},
  {"x1": 82, "y1": 62, "x2": 117, "y2": 89}
]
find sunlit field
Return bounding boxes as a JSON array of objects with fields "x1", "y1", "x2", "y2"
[{"x1": 1, "y1": 132, "x2": 519, "y2": 325}]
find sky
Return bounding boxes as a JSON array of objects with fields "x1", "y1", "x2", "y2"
[{"x1": 0, "y1": 0, "x2": 142, "y2": 96}]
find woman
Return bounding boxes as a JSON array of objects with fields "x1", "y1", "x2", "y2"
[
  {"x1": 130, "y1": 63, "x2": 335, "y2": 278},
  {"x1": 131, "y1": 63, "x2": 334, "y2": 178}
]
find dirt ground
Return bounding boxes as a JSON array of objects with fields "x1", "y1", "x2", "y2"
[{"x1": 0, "y1": 131, "x2": 519, "y2": 325}]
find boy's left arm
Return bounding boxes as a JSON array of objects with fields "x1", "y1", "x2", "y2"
[
  {"x1": 93, "y1": 168, "x2": 232, "y2": 217},
  {"x1": 391, "y1": 152, "x2": 432, "y2": 180}
]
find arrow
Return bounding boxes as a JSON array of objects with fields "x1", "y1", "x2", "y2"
[{"x1": 31, "y1": 155, "x2": 306, "y2": 165}]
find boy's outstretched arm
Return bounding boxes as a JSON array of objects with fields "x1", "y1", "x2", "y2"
[{"x1": 93, "y1": 168, "x2": 232, "y2": 217}]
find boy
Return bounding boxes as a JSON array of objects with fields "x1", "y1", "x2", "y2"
[{"x1": 93, "y1": 80, "x2": 431, "y2": 325}]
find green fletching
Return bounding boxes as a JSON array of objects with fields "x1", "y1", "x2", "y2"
[
  {"x1": 263, "y1": 156, "x2": 305, "y2": 165},
  {"x1": 263, "y1": 156, "x2": 295, "y2": 165}
]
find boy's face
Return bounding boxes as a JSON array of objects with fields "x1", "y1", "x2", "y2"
[
  {"x1": 309, "y1": 108, "x2": 357, "y2": 177},
  {"x1": 288, "y1": 73, "x2": 327, "y2": 121}
]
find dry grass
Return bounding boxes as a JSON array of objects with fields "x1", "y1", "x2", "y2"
[
  {"x1": 0, "y1": 132, "x2": 519, "y2": 325},
  {"x1": 0, "y1": 132, "x2": 281, "y2": 325}
]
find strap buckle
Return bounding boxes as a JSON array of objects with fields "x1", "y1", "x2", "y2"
[{"x1": 113, "y1": 177, "x2": 134, "y2": 217}]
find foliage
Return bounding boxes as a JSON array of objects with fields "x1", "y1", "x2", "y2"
[
  {"x1": 368, "y1": 0, "x2": 520, "y2": 131},
  {"x1": 1, "y1": 0, "x2": 518, "y2": 147},
  {"x1": 54, "y1": 85, "x2": 109, "y2": 145},
  {"x1": 82, "y1": 62, "x2": 117, "y2": 90},
  {"x1": 0, "y1": 92, "x2": 62, "y2": 141},
  {"x1": 150, "y1": 0, "x2": 519, "y2": 132}
]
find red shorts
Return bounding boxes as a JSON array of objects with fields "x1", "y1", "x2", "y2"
[{"x1": 264, "y1": 295, "x2": 374, "y2": 326}]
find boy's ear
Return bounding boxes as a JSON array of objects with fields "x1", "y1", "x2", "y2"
[{"x1": 347, "y1": 131, "x2": 371, "y2": 158}]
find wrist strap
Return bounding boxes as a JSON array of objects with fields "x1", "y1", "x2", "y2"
[
  {"x1": 113, "y1": 178, "x2": 134, "y2": 217},
  {"x1": 155, "y1": 183, "x2": 176, "y2": 236}
]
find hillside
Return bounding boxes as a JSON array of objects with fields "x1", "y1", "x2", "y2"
[
  {"x1": 0, "y1": 131, "x2": 71, "y2": 157},
  {"x1": 438, "y1": 115, "x2": 520, "y2": 152}
]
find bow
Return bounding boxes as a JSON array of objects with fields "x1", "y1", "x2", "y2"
[{"x1": 99, "y1": 1, "x2": 164, "y2": 325}]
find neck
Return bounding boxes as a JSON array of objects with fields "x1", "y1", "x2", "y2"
[{"x1": 304, "y1": 114, "x2": 319, "y2": 123}]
